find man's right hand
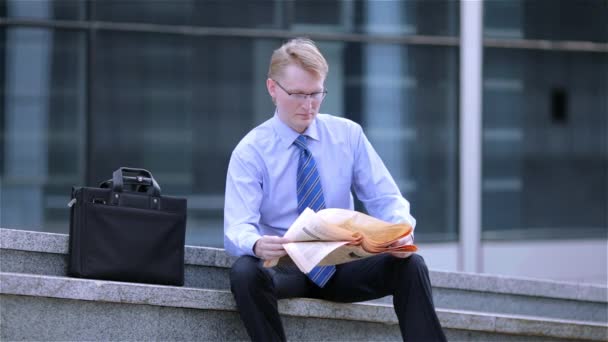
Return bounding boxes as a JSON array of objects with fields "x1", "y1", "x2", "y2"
[{"x1": 254, "y1": 235, "x2": 289, "y2": 261}]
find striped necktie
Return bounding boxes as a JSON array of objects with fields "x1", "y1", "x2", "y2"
[{"x1": 294, "y1": 135, "x2": 336, "y2": 287}]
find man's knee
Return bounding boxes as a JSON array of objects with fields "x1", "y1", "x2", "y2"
[
  {"x1": 408, "y1": 253, "x2": 427, "y2": 267},
  {"x1": 230, "y1": 255, "x2": 271, "y2": 293},
  {"x1": 399, "y1": 253, "x2": 429, "y2": 276}
]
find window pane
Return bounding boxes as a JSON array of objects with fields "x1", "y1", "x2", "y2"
[
  {"x1": 484, "y1": 0, "x2": 608, "y2": 43},
  {"x1": 482, "y1": 48, "x2": 608, "y2": 239},
  {"x1": 1, "y1": 28, "x2": 86, "y2": 233},
  {"x1": 3, "y1": 0, "x2": 84, "y2": 20}
]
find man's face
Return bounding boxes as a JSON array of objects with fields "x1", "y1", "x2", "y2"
[{"x1": 267, "y1": 64, "x2": 326, "y2": 133}]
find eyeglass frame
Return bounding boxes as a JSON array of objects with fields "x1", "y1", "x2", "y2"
[{"x1": 272, "y1": 79, "x2": 328, "y2": 102}]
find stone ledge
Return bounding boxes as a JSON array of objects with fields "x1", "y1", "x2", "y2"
[
  {"x1": 430, "y1": 270, "x2": 608, "y2": 303},
  {"x1": 0, "y1": 228, "x2": 68, "y2": 254},
  {"x1": 1, "y1": 272, "x2": 606, "y2": 341},
  {"x1": 1, "y1": 272, "x2": 395, "y2": 325},
  {"x1": 2, "y1": 227, "x2": 606, "y2": 304}
]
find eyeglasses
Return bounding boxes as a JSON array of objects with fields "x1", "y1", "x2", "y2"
[{"x1": 272, "y1": 79, "x2": 328, "y2": 102}]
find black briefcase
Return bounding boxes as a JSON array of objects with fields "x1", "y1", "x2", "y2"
[{"x1": 68, "y1": 167, "x2": 187, "y2": 286}]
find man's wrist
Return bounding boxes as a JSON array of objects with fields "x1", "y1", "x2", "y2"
[{"x1": 252, "y1": 238, "x2": 261, "y2": 257}]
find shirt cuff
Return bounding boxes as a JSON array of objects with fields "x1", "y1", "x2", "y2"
[{"x1": 242, "y1": 234, "x2": 262, "y2": 257}]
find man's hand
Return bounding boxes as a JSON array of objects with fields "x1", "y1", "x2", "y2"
[
  {"x1": 389, "y1": 234, "x2": 414, "y2": 258},
  {"x1": 254, "y1": 235, "x2": 289, "y2": 261}
]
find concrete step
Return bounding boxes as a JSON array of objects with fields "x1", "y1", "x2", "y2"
[
  {"x1": 2, "y1": 272, "x2": 606, "y2": 341},
  {"x1": 1, "y1": 227, "x2": 607, "y2": 324}
]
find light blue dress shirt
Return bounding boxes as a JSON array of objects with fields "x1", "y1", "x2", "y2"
[{"x1": 224, "y1": 113, "x2": 416, "y2": 257}]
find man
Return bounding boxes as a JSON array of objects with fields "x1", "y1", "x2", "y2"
[{"x1": 224, "y1": 37, "x2": 446, "y2": 342}]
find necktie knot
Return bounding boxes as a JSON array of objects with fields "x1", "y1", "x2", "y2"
[{"x1": 293, "y1": 135, "x2": 308, "y2": 151}]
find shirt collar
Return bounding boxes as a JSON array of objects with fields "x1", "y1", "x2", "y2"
[{"x1": 271, "y1": 112, "x2": 321, "y2": 149}]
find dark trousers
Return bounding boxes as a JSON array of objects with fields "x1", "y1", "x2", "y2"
[{"x1": 230, "y1": 253, "x2": 447, "y2": 342}]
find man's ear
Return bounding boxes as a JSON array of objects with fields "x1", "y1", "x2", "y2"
[{"x1": 266, "y1": 78, "x2": 276, "y2": 99}]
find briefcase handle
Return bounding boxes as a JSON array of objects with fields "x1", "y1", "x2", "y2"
[{"x1": 109, "y1": 167, "x2": 161, "y2": 197}]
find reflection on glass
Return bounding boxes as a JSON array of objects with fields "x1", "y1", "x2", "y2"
[
  {"x1": 345, "y1": 42, "x2": 459, "y2": 242},
  {"x1": 482, "y1": 48, "x2": 608, "y2": 239},
  {"x1": 1, "y1": 28, "x2": 86, "y2": 232}
]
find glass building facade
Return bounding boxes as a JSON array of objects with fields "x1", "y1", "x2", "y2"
[{"x1": 1, "y1": 1, "x2": 606, "y2": 253}]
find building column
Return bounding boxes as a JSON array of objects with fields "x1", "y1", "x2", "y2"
[{"x1": 459, "y1": 0, "x2": 483, "y2": 272}]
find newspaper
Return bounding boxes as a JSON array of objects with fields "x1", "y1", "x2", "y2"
[{"x1": 264, "y1": 208, "x2": 417, "y2": 273}]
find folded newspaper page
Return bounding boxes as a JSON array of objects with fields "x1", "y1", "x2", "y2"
[{"x1": 264, "y1": 208, "x2": 417, "y2": 273}]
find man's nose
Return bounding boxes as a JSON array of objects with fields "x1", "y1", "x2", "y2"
[{"x1": 302, "y1": 96, "x2": 314, "y2": 109}]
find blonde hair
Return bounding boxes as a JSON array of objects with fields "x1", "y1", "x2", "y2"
[{"x1": 268, "y1": 38, "x2": 329, "y2": 80}]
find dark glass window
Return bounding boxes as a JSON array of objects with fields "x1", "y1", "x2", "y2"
[
  {"x1": 482, "y1": 0, "x2": 608, "y2": 240},
  {"x1": 1, "y1": 0, "x2": 460, "y2": 246},
  {"x1": 482, "y1": 48, "x2": 607, "y2": 239}
]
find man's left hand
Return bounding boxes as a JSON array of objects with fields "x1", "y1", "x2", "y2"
[{"x1": 389, "y1": 234, "x2": 414, "y2": 258}]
